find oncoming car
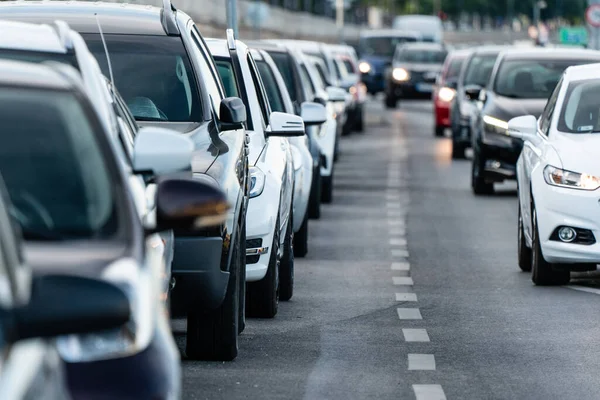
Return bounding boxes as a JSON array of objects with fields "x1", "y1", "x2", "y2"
[{"x1": 508, "y1": 63, "x2": 600, "y2": 285}]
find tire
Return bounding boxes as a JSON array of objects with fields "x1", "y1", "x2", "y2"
[
  {"x1": 354, "y1": 111, "x2": 364, "y2": 132},
  {"x1": 385, "y1": 94, "x2": 397, "y2": 109},
  {"x1": 435, "y1": 125, "x2": 445, "y2": 137},
  {"x1": 280, "y1": 210, "x2": 295, "y2": 301},
  {"x1": 517, "y1": 204, "x2": 532, "y2": 272},
  {"x1": 471, "y1": 151, "x2": 494, "y2": 195},
  {"x1": 321, "y1": 174, "x2": 333, "y2": 204},
  {"x1": 531, "y1": 206, "x2": 570, "y2": 286},
  {"x1": 246, "y1": 219, "x2": 280, "y2": 318},
  {"x1": 186, "y1": 227, "x2": 240, "y2": 361},
  {"x1": 294, "y1": 212, "x2": 309, "y2": 258},
  {"x1": 238, "y1": 220, "x2": 246, "y2": 334},
  {"x1": 451, "y1": 139, "x2": 466, "y2": 159},
  {"x1": 309, "y1": 164, "x2": 322, "y2": 219}
]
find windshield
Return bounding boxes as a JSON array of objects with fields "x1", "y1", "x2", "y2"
[
  {"x1": 256, "y1": 60, "x2": 285, "y2": 113},
  {"x1": 83, "y1": 34, "x2": 202, "y2": 122},
  {"x1": 396, "y1": 48, "x2": 447, "y2": 64},
  {"x1": 268, "y1": 51, "x2": 297, "y2": 102},
  {"x1": 494, "y1": 59, "x2": 582, "y2": 99},
  {"x1": 463, "y1": 53, "x2": 498, "y2": 87},
  {"x1": 446, "y1": 57, "x2": 465, "y2": 80},
  {"x1": 558, "y1": 79, "x2": 600, "y2": 133},
  {"x1": 358, "y1": 36, "x2": 418, "y2": 58},
  {"x1": 0, "y1": 88, "x2": 116, "y2": 241}
]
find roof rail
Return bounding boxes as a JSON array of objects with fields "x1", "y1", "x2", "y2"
[
  {"x1": 226, "y1": 29, "x2": 236, "y2": 51},
  {"x1": 52, "y1": 20, "x2": 73, "y2": 50},
  {"x1": 161, "y1": 0, "x2": 179, "y2": 36}
]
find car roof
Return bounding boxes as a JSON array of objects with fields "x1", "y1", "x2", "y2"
[
  {"x1": 470, "y1": 45, "x2": 511, "y2": 55},
  {"x1": 0, "y1": 1, "x2": 167, "y2": 35},
  {"x1": 398, "y1": 42, "x2": 446, "y2": 51},
  {"x1": 564, "y1": 62, "x2": 600, "y2": 82},
  {"x1": 447, "y1": 48, "x2": 472, "y2": 59},
  {"x1": 206, "y1": 38, "x2": 250, "y2": 59},
  {"x1": 0, "y1": 59, "x2": 75, "y2": 91},
  {"x1": 360, "y1": 29, "x2": 421, "y2": 39},
  {"x1": 0, "y1": 19, "x2": 67, "y2": 53},
  {"x1": 498, "y1": 47, "x2": 600, "y2": 61},
  {"x1": 246, "y1": 40, "x2": 285, "y2": 53}
]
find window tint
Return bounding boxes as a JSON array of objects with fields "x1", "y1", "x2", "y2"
[
  {"x1": 256, "y1": 60, "x2": 285, "y2": 113},
  {"x1": 332, "y1": 59, "x2": 343, "y2": 80},
  {"x1": 216, "y1": 60, "x2": 240, "y2": 98},
  {"x1": 247, "y1": 55, "x2": 270, "y2": 127},
  {"x1": 84, "y1": 34, "x2": 202, "y2": 122},
  {"x1": 268, "y1": 51, "x2": 297, "y2": 102},
  {"x1": 540, "y1": 79, "x2": 562, "y2": 135},
  {"x1": 446, "y1": 57, "x2": 465, "y2": 81},
  {"x1": 0, "y1": 49, "x2": 78, "y2": 68},
  {"x1": 342, "y1": 59, "x2": 356, "y2": 74},
  {"x1": 396, "y1": 48, "x2": 447, "y2": 64},
  {"x1": 0, "y1": 88, "x2": 117, "y2": 241},
  {"x1": 558, "y1": 78, "x2": 600, "y2": 134},
  {"x1": 463, "y1": 53, "x2": 498, "y2": 87},
  {"x1": 190, "y1": 30, "x2": 224, "y2": 117},
  {"x1": 300, "y1": 65, "x2": 315, "y2": 100}
]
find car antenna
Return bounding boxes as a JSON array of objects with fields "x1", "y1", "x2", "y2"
[{"x1": 95, "y1": 13, "x2": 116, "y2": 94}]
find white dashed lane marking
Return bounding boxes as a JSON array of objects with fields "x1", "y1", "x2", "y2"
[
  {"x1": 388, "y1": 220, "x2": 405, "y2": 227},
  {"x1": 397, "y1": 308, "x2": 423, "y2": 320},
  {"x1": 392, "y1": 249, "x2": 410, "y2": 258},
  {"x1": 393, "y1": 277, "x2": 414, "y2": 286},
  {"x1": 390, "y1": 238, "x2": 408, "y2": 247},
  {"x1": 391, "y1": 262, "x2": 410, "y2": 271},
  {"x1": 403, "y1": 329, "x2": 429, "y2": 342},
  {"x1": 408, "y1": 354, "x2": 436, "y2": 370},
  {"x1": 396, "y1": 293, "x2": 418, "y2": 302},
  {"x1": 413, "y1": 385, "x2": 447, "y2": 400}
]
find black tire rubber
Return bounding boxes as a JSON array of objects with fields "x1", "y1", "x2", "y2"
[
  {"x1": 385, "y1": 94, "x2": 397, "y2": 109},
  {"x1": 322, "y1": 174, "x2": 333, "y2": 204},
  {"x1": 246, "y1": 220, "x2": 280, "y2": 318},
  {"x1": 435, "y1": 125, "x2": 445, "y2": 137},
  {"x1": 451, "y1": 140, "x2": 466, "y2": 159},
  {"x1": 531, "y1": 207, "x2": 570, "y2": 286},
  {"x1": 517, "y1": 204, "x2": 532, "y2": 272},
  {"x1": 186, "y1": 227, "x2": 240, "y2": 361},
  {"x1": 355, "y1": 111, "x2": 364, "y2": 132},
  {"x1": 238, "y1": 221, "x2": 246, "y2": 334},
  {"x1": 309, "y1": 165, "x2": 322, "y2": 219},
  {"x1": 279, "y1": 210, "x2": 295, "y2": 301},
  {"x1": 294, "y1": 212, "x2": 309, "y2": 258},
  {"x1": 471, "y1": 152, "x2": 494, "y2": 195}
]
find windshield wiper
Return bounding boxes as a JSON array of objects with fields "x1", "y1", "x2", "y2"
[{"x1": 135, "y1": 116, "x2": 168, "y2": 122}]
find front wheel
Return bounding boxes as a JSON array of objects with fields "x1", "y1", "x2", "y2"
[
  {"x1": 531, "y1": 207, "x2": 570, "y2": 286},
  {"x1": 434, "y1": 125, "x2": 445, "y2": 137},
  {"x1": 451, "y1": 139, "x2": 466, "y2": 159},
  {"x1": 294, "y1": 211, "x2": 309, "y2": 258},
  {"x1": 385, "y1": 94, "x2": 397, "y2": 109},
  {"x1": 471, "y1": 152, "x2": 494, "y2": 195},
  {"x1": 309, "y1": 163, "x2": 322, "y2": 219},
  {"x1": 321, "y1": 174, "x2": 333, "y2": 204},
  {"x1": 517, "y1": 204, "x2": 532, "y2": 272},
  {"x1": 279, "y1": 210, "x2": 295, "y2": 301}
]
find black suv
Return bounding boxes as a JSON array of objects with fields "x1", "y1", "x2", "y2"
[{"x1": 1, "y1": 0, "x2": 250, "y2": 361}]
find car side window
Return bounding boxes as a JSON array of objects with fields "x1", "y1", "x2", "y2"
[
  {"x1": 300, "y1": 65, "x2": 316, "y2": 100},
  {"x1": 540, "y1": 78, "x2": 563, "y2": 136},
  {"x1": 190, "y1": 27, "x2": 224, "y2": 118},
  {"x1": 247, "y1": 54, "x2": 272, "y2": 128}
]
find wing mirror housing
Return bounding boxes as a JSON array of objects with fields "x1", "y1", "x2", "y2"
[
  {"x1": 326, "y1": 86, "x2": 348, "y2": 102},
  {"x1": 4, "y1": 275, "x2": 130, "y2": 343},
  {"x1": 464, "y1": 85, "x2": 482, "y2": 101},
  {"x1": 133, "y1": 127, "x2": 194, "y2": 176},
  {"x1": 154, "y1": 175, "x2": 230, "y2": 234},
  {"x1": 507, "y1": 115, "x2": 539, "y2": 143},
  {"x1": 220, "y1": 97, "x2": 247, "y2": 131},
  {"x1": 301, "y1": 102, "x2": 327, "y2": 126},
  {"x1": 268, "y1": 112, "x2": 306, "y2": 137}
]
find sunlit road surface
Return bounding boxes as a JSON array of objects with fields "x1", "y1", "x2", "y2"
[{"x1": 174, "y1": 98, "x2": 600, "y2": 400}]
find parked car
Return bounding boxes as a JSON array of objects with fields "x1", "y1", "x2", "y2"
[
  {"x1": 0, "y1": 171, "x2": 131, "y2": 400},
  {"x1": 252, "y1": 41, "x2": 326, "y2": 218},
  {"x1": 470, "y1": 48, "x2": 600, "y2": 195},
  {"x1": 392, "y1": 15, "x2": 444, "y2": 43},
  {"x1": 208, "y1": 34, "x2": 304, "y2": 313},
  {"x1": 357, "y1": 29, "x2": 420, "y2": 94},
  {"x1": 385, "y1": 42, "x2": 448, "y2": 108},
  {"x1": 250, "y1": 47, "x2": 327, "y2": 257},
  {"x1": 508, "y1": 63, "x2": 600, "y2": 285},
  {"x1": 433, "y1": 49, "x2": 470, "y2": 141},
  {"x1": 0, "y1": 0, "x2": 250, "y2": 361},
  {"x1": 0, "y1": 58, "x2": 226, "y2": 399},
  {"x1": 450, "y1": 46, "x2": 506, "y2": 159}
]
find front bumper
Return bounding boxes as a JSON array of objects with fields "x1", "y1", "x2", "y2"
[
  {"x1": 389, "y1": 80, "x2": 435, "y2": 98},
  {"x1": 534, "y1": 172, "x2": 600, "y2": 265},
  {"x1": 361, "y1": 72, "x2": 385, "y2": 93}
]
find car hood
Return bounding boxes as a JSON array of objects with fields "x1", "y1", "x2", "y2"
[
  {"x1": 552, "y1": 133, "x2": 600, "y2": 176},
  {"x1": 486, "y1": 96, "x2": 547, "y2": 122}
]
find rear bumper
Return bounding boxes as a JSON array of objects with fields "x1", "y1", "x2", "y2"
[{"x1": 434, "y1": 101, "x2": 451, "y2": 127}]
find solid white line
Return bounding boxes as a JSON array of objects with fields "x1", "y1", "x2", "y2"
[
  {"x1": 566, "y1": 285, "x2": 600, "y2": 295},
  {"x1": 390, "y1": 238, "x2": 407, "y2": 247},
  {"x1": 397, "y1": 308, "x2": 422, "y2": 320},
  {"x1": 408, "y1": 354, "x2": 436, "y2": 370},
  {"x1": 413, "y1": 385, "x2": 447, "y2": 400},
  {"x1": 396, "y1": 293, "x2": 418, "y2": 302},
  {"x1": 393, "y1": 277, "x2": 414, "y2": 286},
  {"x1": 392, "y1": 249, "x2": 410, "y2": 258},
  {"x1": 391, "y1": 262, "x2": 410, "y2": 271},
  {"x1": 403, "y1": 329, "x2": 429, "y2": 342}
]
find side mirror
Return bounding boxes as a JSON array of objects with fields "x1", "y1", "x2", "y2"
[
  {"x1": 268, "y1": 112, "x2": 306, "y2": 137},
  {"x1": 6, "y1": 275, "x2": 130, "y2": 342},
  {"x1": 301, "y1": 102, "x2": 327, "y2": 126},
  {"x1": 326, "y1": 86, "x2": 347, "y2": 102},
  {"x1": 220, "y1": 97, "x2": 247, "y2": 131},
  {"x1": 507, "y1": 115, "x2": 538, "y2": 142},
  {"x1": 155, "y1": 175, "x2": 230, "y2": 233},
  {"x1": 464, "y1": 85, "x2": 482, "y2": 101},
  {"x1": 133, "y1": 127, "x2": 194, "y2": 176}
]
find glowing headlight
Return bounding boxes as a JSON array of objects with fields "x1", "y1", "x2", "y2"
[
  {"x1": 438, "y1": 87, "x2": 456, "y2": 103},
  {"x1": 543, "y1": 165, "x2": 600, "y2": 191},
  {"x1": 392, "y1": 68, "x2": 410, "y2": 82},
  {"x1": 483, "y1": 115, "x2": 509, "y2": 131},
  {"x1": 249, "y1": 166, "x2": 266, "y2": 198},
  {"x1": 358, "y1": 61, "x2": 371, "y2": 74}
]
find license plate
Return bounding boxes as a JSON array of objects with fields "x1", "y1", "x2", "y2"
[{"x1": 416, "y1": 83, "x2": 433, "y2": 92}]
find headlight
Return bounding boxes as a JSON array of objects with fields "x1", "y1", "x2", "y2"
[
  {"x1": 482, "y1": 115, "x2": 509, "y2": 131},
  {"x1": 482, "y1": 115, "x2": 511, "y2": 147},
  {"x1": 358, "y1": 61, "x2": 371, "y2": 74},
  {"x1": 543, "y1": 165, "x2": 600, "y2": 191},
  {"x1": 392, "y1": 68, "x2": 410, "y2": 82},
  {"x1": 438, "y1": 87, "x2": 456, "y2": 103},
  {"x1": 249, "y1": 166, "x2": 266, "y2": 198}
]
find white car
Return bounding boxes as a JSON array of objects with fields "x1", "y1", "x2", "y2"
[
  {"x1": 250, "y1": 47, "x2": 327, "y2": 257},
  {"x1": 208, "y1": 33, "x2": 305, "y2": 315},
  {"x1": 508, "y1": 63, "x2": 600, "y2": 285}
]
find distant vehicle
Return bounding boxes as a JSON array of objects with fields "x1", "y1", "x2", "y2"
[
  {"x1": 357, "y1": 29, "x2": 420, "y2": 94},
  {"x1": 508, "y1": 63, "x2": 600, "y2": 285},
  {"x1": 470, "y1": 48, "x2": 600, "y2": 195},
  {"x1": 433, "y1": 49, "x2": 470, "y2": 138},
  {"x1": 393, "y1": 15, "x2": 444, "y2": 43},
  {"x1": 384, "y1": 42, "x2": 448, "y2": 108}
]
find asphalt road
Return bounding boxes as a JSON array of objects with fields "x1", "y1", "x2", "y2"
[{"x1": 175, "y1": 99, "x2": 600, "y2": 400}]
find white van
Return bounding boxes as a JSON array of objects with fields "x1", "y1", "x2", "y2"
[{"x1": 393, "y1": 15, "x2": 443, "y2": 43}]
